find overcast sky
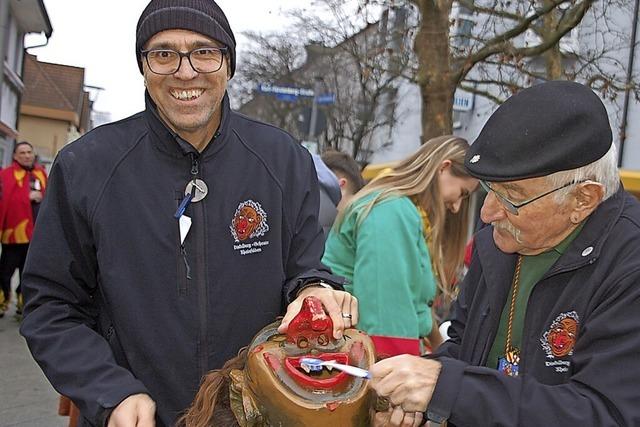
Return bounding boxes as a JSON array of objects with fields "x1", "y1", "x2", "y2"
[{"x1": 26, "y1": 0, "x2": 303, "y2": 121}]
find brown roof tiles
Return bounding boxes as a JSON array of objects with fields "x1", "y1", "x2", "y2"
[{"x1": 22, "y1": 54, "x2": 86, "y2": 116}]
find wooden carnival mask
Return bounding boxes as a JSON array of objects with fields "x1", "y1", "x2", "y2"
[{"x1": 228, "y1": 296, "x2": 376, "y2": 426}]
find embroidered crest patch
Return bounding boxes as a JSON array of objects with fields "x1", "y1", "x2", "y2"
[
  {"x1": 541, "y1": 311, "x2": 579, "y2": 359},
  {"x1": 230, "y1": 200, "x2": 269, "y2": 242}
]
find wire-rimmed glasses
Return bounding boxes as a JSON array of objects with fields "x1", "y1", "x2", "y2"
[{"x1": 480, "y1": 179, "x2": 590, "y2": 215}]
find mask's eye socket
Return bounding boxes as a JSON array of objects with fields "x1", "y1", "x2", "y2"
[
  {"x1": 317, "y1": 334, "x2": 329, "y2": 346},
  {"x1": 297, "y1": 337, "x2": 309, "y2": 349}
]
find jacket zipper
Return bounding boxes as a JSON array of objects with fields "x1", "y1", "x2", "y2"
[
  {"x1": 189, "y1": 152, "x2": 199, "y2": 176},
  {"x1": 177, "y1": 153, "x2": 201, "y2": 294},
  {"x1": 105, "y1": 325, "x2": 115, "y2": 342},
  {"x1": 176, "y1": 131, "x2": 220, "y2": 373},
  {"x1": 194, "y1": 198, "x2": 208, "y2": 375},
  {"x1": 186, "y1": 151, "x2": 209, "y2": 375},
  {"x1": 180, "y1": 246, "x2": 192, "y2": 280}
]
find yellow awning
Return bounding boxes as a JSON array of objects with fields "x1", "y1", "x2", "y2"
[
  {"x1": 361, "y1": 162, "x2": 396, "y2": 181},
  {"x1": 620, "y1": 169, "x2": 640, "y2": 198}
]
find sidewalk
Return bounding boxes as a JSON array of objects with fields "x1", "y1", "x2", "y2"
[{"x1": 0, "y1": 285, "x2": 67, "y2": 427}]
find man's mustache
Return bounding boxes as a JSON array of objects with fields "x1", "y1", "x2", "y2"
[{"x1": 492, "y1": 221, "x2": 523, "y2": 243}]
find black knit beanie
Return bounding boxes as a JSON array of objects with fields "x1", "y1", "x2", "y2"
[{"x1": 136, "y1": 0, "x2": 236, "y2": 77}]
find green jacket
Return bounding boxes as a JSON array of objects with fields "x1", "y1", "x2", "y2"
[{"x1": 323, "y1": 194, "x2": 437, "y2": 356}]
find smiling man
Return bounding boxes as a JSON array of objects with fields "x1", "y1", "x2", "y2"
[
  {"x1": 369, "y1": 81, "x2": 640, "y2": 426},
  {"x1": 19, "y1": 1, "x2": 356, "y2": 427}
]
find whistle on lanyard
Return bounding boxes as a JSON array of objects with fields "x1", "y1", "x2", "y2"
[
  {"x1": 175, "y1": 178, "x2": 208, "y2": 243},
  {"x1": 174, "y1": 191, "x2": 193, "y2": 219}
]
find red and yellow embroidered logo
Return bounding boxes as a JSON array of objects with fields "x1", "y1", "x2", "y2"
[
  {"x1": 541, "y1": 311, "x2": 579, "y2": 358},
  {"x1": 230, "y1": 200, "x2": 269, "y2": 242}
]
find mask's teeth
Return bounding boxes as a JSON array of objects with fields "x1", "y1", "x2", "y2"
[
  {"x1": 300, "y1": 363, "x2": 311, "y2": 374},
  {"x1": 326, "y1": 364, "x2": 333, "y2": 371}
]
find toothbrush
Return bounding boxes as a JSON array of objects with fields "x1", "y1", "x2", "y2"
[{"x1": 299, "y1": 357, "x2": 371, "y2": 379}]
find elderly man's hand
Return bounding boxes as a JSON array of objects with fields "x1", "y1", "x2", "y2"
[
  {"x1": 373, "y1": 406, "x2": 424, "y2": 427},
  {"x1": 370, "y1": 355, "x2": 442, "y2": 413},
  {"x1": 278, "y1": 285, "x2": 358, "y2": 339}
]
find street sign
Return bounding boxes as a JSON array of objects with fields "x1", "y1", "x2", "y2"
[
  {"x1": 316, "y1": 93, "x2": 336, "y2": 105},
  {"x1": 256, "y1": 83, "x2": 315, "y2": 98},
  {"x1": 275, "y1": 93, "x2": 299, "y2": 102},
  {"x1": 256, "y1": 84, "x2": 335, "y2": 105},
  {"x1": 453, "y1": 89, "x2": 474, "y2": 112}
]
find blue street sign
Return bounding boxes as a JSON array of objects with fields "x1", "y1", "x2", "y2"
[
  {"x1": 276, "y1": 93, "x2": 299, "y2": 102},
  {"x1": 256, "y1": 83, "x2": 314, "y2": 98},
  {"x1": 256, "y1": 83, "x2": 336, "y2": 105},
  {"x1": 316, "y1": 94, "x2": 335, "y2": 105}
]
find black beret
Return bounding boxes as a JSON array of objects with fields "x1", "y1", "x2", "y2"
[
  {"x1": 465, "y1": 81, "x2": 612, "y2": 182},
  {"x1": 136, "y1": 0, "x2": 236, "y2": 78}
]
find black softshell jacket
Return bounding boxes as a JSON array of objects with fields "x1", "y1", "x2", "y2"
[
  {"x1": 20, "y1": 93, "x2": 341, "y2": 426},
  {"x1": 427, "y1": 187, "x2": 640, "y2": 426}
]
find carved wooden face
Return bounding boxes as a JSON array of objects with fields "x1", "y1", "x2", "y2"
[
  {"x1": 547, "y1": 318, "x2": 578, "y2": 358},
  {"x1": 232, "y1": 205, "x2": 261, "y2": 241},
  {"x1": 229, "y1": 297, "x2": 375, "y2": 426}
]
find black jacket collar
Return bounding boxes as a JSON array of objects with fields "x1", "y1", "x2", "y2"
[
  {"x1": 475, "y1": 185, "x2": 627, "y2": 302},
  {"x1": 545, "y1": 185, "x2": 625, "y2": 276},
  {"x1": 143, "y1": 90, "x2": 232, "y2": 158}
]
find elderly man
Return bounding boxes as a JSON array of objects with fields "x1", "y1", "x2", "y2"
[
  {"x1": 19, "y1": 1, "x2": 356, "y2": 426},
  {"x1": 370, "y1": 81, "x2": 640, "y2": 426}
]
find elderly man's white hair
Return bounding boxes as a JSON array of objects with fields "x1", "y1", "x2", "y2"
[{"x1": 549, "y1": 143, "x2": 620, "y2": 203}]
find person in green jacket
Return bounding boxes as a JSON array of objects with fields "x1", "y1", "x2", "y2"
[{"x1": 323, "y1": 135, "x2": 478, "y2": 357}]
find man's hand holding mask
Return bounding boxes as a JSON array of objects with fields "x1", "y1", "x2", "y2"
[{"x1": 279, "y1": 284, "x2": 358, "y2": 339}]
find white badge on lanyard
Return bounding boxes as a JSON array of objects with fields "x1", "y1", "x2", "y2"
[{"x1": 185, "y1": 179, "x2": 208, "y2": 202}]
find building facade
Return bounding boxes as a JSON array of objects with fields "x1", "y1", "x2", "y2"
[
  {"x1": 238, "y1": 2, "x2": 640, "y2": 170},
  {"x1": 0, "y1": 0, "x2": 51, "y2": 166},
  {"x1": 18, "y1": 54, "x2": 93, "y2": 167},
  {"x1": 369, "y1": 2, "x2": 640, "y2": 169}
]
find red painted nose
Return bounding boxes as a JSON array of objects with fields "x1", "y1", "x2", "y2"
[{"x1": 286, "y1": 296, "x2": 334, "y2": 347}]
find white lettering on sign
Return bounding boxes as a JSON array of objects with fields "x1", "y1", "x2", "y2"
[{"x1": 258, "y1": 84, "x2": 315, "y2": 98}]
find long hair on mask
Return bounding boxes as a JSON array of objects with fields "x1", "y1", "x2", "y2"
[{"x1": 178, "y1": 349, "x2": 247, "y2": 427}]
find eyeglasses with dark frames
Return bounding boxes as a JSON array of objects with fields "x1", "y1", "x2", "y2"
[
  {"x1": 480, "y1": 179, "x2": 590, "y2": 215},
  {"x1": 141, "y1": 46, "x2": 229, "y2": 75}
]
